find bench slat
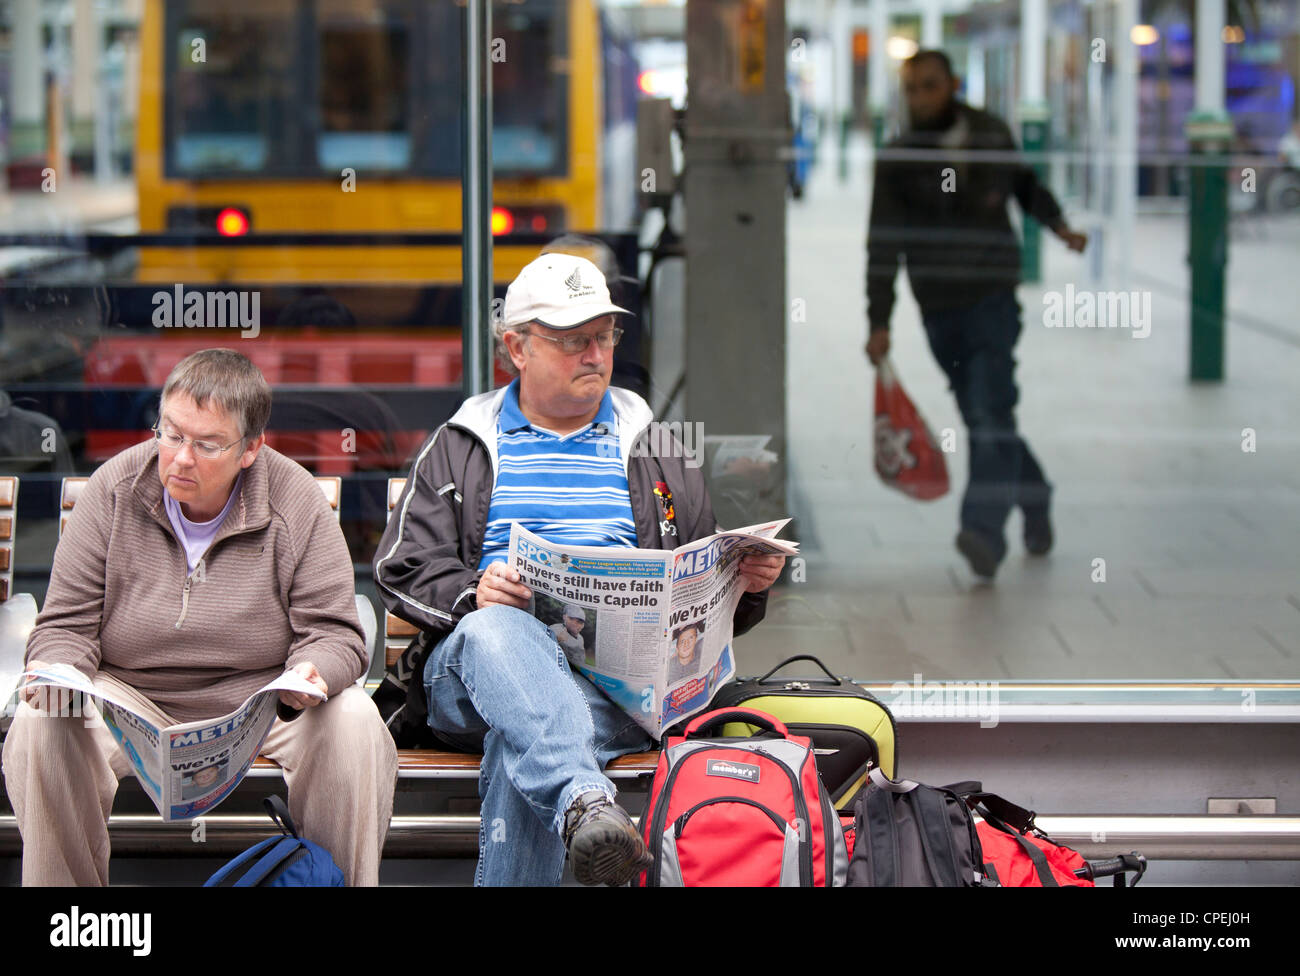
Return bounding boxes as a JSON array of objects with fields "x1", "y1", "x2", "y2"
[{"x1": 250, "y1": 749, "x2": 660, "y2": 777}]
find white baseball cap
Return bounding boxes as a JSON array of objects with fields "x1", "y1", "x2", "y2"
[{"x1": 501, "y1": 253, "x2": 632, "y2": 330}]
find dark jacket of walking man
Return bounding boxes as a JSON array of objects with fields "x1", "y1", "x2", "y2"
[{"x1": 865, "y1": 49, "x2": 1087, "y2": 579}]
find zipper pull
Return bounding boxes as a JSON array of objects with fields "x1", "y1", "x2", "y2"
[{"x1": 174, "y1": 574, "x2": 193, "y2": 630}]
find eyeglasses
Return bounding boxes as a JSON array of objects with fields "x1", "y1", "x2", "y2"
[
  {"x1": 522, "y1": 328, "x2": 624, "y2": 355},
  {"x1": 153, "y1": 424, "x2": 242, "y2": 460}
]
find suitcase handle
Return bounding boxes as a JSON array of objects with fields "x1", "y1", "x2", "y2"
[
  {"x1": 684, "y1": 707, "x2": 789, "y2": 739},
  {"x1": 757, "y1": 654, "x2": 842, "y2": 686}
]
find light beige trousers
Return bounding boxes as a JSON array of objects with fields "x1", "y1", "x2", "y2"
[{"x1": 1, "y1": 672, "x2": 397, "y2": 886}]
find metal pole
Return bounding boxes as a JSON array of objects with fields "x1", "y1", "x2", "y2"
[
  {"x1": 831, "y1": 0, "x2": 851, "y2": 182},
  {"x1": 921, "y1": 0, "x2": 943, "y2": 48},
  {"x1": 1113, "y1": 0, "x2": 1139, "y2": 291},
  {"x1": 1018, "y1": 0, "x2": 1048, "y2": 283},
  {"x1": 1186, "y1": 0, "x2": 1230, "y2": 381},
  {"x1": 462, "y1": 0, "x2": 495, "y2": 397},
  {"x1": 869, "y1": 0, "x2": 888, "y2": 146}
]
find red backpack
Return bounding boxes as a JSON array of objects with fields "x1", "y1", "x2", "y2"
[{"x1": 635, "y1": 708, "x2": 848, "y2": 887}]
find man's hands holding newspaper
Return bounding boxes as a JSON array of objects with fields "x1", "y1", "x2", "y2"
[
  {"x1": 477, "y1": 561, "x2": 533, "y2": 610},
  {"x1": 739, "y1": 553, "x2": 786, "y2": 593}
]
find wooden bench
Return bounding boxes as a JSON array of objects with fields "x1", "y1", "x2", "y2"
[
  {"x1": 384, "y1": 477, "x2": 420, "y2": 667},
  {"x1": 373, "y1": 476, "x2": 662, "y2": 788},
  {"x1": 24, "y1": 473, "x2": 661, "y2": 855},
  {"x1": 249, "y1": 750, "x2": 660, "y2": 781},
  {"x1": 0, "y1": 477, "x2": 15, "y2": 603}
]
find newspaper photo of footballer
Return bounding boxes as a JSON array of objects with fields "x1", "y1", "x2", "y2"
[
  {"x1": 538, "y1": 594, "x2": 596, "y2": 669},
  {"x1": 667, "y1": 620, "x2": 706, "y2": 685},
  {"x1": 180, "y1": 758, "x2": 230, "y2": 801}
]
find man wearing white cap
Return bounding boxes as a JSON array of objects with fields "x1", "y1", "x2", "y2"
[{"x1": 374, "y1": 252, "x2": 786, "y2": 886}]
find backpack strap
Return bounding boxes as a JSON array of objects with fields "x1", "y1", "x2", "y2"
[
  {"x1": 863, "y1": 776, "x2": 902, "y2": 885},
  {"x1": 234, "y1": 836, "x2": 307, "y2": 887},
  {"x1": 946, "y1": 783, "x2": 1039, "y2": 834},
  {"x1": 912, "y1": 784, "x2": 962, "y2": 886},
  {"x1": 205, "y1": 837, "x2": 281, "y2": 887},
  {"x1": 263, "y1": 795, "x2": 300, "y2": 838}
]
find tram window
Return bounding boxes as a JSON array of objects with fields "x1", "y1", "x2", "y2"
[
  {"x1": 423, "y1": 0, "x2": 568, "y2": 179},
  {"x1": 492, "y1": 1, "x2": 565, "y2": 175},
  {"x1": 317, "y1": 1, "x2": 413, "y2": 172},
  {"x1": 166, "y1": 0, "x2": 298, "y2": 176}
]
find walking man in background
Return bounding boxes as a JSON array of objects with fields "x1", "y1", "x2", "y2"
[{"x1": 865, "y1": 49, "x2": 1087, "y2": 579}]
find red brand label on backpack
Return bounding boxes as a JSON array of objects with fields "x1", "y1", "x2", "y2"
[{"x1": 706, "y1": 759, "x2": 760, "y2": 783}]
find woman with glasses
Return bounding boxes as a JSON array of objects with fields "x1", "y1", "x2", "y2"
[{"x1": 4, "y1": 348, "x2": 396, "y2": 886}]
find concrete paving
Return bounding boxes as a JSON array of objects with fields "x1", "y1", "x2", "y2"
[{"x1": 734, "y1": 135, "x2": 1300, "y2": 683}]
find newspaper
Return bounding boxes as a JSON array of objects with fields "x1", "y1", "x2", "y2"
[
  {"x1": 507, "y1": 520, "x2": 799, "y2": 738},
  {"x1": 18, "y1": 662, "x2": 323, "y2": 822}
]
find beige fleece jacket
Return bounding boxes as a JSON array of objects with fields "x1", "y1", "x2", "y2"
[{"x1": 26, "y1": 439, "x2": 366, "y2": 723}]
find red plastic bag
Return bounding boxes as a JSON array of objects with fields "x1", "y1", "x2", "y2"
[{"x1": 873, "y1": 358, "x2": 949, "y2": 500}]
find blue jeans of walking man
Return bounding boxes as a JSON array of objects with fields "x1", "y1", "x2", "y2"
[
  {"x1": 424, "y1": 604, "x2": 655, "y2": 886},
  {"x1": 922, "y1": 288, "x2": 1051, "y2": 560}
]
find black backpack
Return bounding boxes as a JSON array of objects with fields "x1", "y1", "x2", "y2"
[
  {"x1": 371, "y1": 631, "x2": 441, "y2": 749},
  {"x1": 847, "y1": 768, "x2": 991, "y2": 887}
]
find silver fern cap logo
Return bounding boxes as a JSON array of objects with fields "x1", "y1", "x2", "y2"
[{"x1": 563, "y1": 264, "x2": 598, "y2": 299}]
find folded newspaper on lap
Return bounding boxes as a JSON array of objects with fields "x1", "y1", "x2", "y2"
[
  {"x1": 507, "y1": 520, "x2": 799, "y2": 738},
  {"x1": 20, "y1": 663, "x2": 324, "y2": 822}
]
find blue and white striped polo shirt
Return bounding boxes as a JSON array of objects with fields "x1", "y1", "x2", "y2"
[{"x1": 476, "y1": 380, "x2": 638, "y2": 569}]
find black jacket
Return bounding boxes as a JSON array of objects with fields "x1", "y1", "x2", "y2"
[
  {"x1": 866, "y1": 102, "x2": 1065, "y2": 330},
  {"x1": 373, "y1": 384, "x2": 768, "y2": 641}
]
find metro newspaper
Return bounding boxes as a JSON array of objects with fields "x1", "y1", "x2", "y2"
[
  {"x1": 507, "y1": 519, "x2": 799, "y2": 737},
  {"x1": 17, "y1": 663, "x2": 322, "y2": 821}
]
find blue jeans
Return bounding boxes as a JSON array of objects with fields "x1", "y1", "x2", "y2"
[
  {"x1": 922, "y1": 289, "x2": 1051, "y2": 553},
  {"x1": 423, "y1": 604, "x2": 656, "y2": 886}
]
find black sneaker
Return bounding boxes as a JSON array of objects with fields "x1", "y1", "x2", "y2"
[
  {"x1": 563, "y1": 790, "x2": 651, "y2": 886},
  {"x1": 1023, "y1": 508, "x2": 1053, "y2": 555},
  {"x1": 956, "y1": 529, "x2": 1003, "y2": 580}
]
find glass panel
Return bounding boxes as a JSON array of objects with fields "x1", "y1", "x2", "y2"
[
  {"x1": 491, "y1": 0, "x2": 566, "y2": 173},
  {"x1": 1, "y1": 0, "x2": 1296, "y2": 705},
  {"x1": 317, "y1": 0, "x2": 414, "y2": 172},
  {"x1": 166, "y1": 0, "x2": 299, "y2": 175},
  {"x1": 423, "y1": 0, "x2": 569, "y2": 178}
]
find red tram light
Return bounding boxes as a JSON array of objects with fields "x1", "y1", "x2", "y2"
[
  {"x1": 216, "y1": 208, "x2": 250, "y2": 237},
  {"x1": 491, "y1": 207, "x2": 515, "y2": 235}
]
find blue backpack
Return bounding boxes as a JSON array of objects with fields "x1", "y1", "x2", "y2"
[{"x1": 205, "y1": 796, "x2": 345, "y2": 887}]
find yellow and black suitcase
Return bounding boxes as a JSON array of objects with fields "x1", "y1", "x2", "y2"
[{"x1": 710, "y1": 655, "x2": 897, "y2": 810}]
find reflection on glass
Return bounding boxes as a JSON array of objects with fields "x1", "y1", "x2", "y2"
[
  {"x1": 168, "y1": 0, "x2": 296, "y2": 175},
  {"x1": 318, "y1": 4, "x2": 413, "y2": 171},
  {"x1": 1, "y1": 0, "x2": 1296, "y2": 696}
]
